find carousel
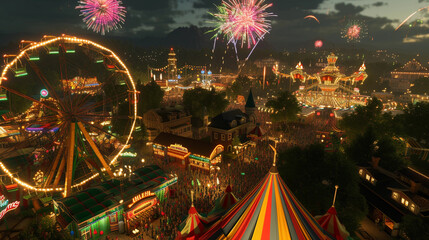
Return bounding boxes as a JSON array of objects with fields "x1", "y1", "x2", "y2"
[{"x1": 291, "y1": 53, "x2": 369, "y2": 109}]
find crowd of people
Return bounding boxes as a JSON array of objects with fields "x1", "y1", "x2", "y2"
[
  {"x1": 124, "y1": 102, "x2": 331, "y2": 240},
  {"x1": 126, "y1": 137, "x2": 277, "y2": 240}
]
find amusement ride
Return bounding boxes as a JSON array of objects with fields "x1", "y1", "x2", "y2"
[
  {"x1": 0, "y1": 35, "x2": 138, "y2": 197},
  {"x1": 289, "y1": 53, "x2": 369, "y2": 109}
]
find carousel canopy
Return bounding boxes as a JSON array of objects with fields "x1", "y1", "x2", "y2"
[
  {"x1": 316, "y1": 206, "x2": 350, "y2": 240},
  {"x1": 207, "y1": 185, "x2": 239, "y2": 222},
  {"x1": 201, "y1": 166, "x2": 334, "y2": 240},
  {"x1": 177, "y1": 204, "x2": 209, "y2": 239}
]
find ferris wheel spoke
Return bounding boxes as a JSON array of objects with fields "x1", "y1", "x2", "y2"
[
  {"x1": 79, "y1": 114, "x2": 131, "y2": 120},
  {"x1": 23, "y1": 54, "x2": 68, "y2": 112},
  {"x1": 76, "y1": 91, "x2": 128, "y2": 115},
  {"x1": 77, "y1": 122, "x2": 113, "y2": 178},
  {"x1": 44, "y1": 143, "x2": 65, "y2": 187},
  {"x1": 0, "y1": 114, "x2": 57, "y2": 128},
  {"x1": 0, "y1": 85, "x2": 64, "y2": 115},
  {"x1": 76, "y1": 117, "x2": 119, "y2": 140}
]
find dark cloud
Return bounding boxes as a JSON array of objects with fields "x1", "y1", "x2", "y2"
[
  {"x1": 193, "y1": 0, "x2": 325, "y2": 10},
  {"x1": 0, "y1": 0, "x2": 182, "y2": 37},
  {"x1": 0, "y1": 0, "x2": 428, "y2": 55},
  {"x1": 193, "y1": 0, "x2": 222, "y2": 9},
  {"x1": 334, "y1": 3, "x2": 365, "y2": 15},
  {"x1": 372, "y1": 2, "x2": 387, "y2": 7}
]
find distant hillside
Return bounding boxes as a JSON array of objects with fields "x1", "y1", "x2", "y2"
[{"x1": 138, "y1": 25, "x2": 213, "y2": 49}]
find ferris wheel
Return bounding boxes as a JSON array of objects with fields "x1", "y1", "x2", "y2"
[{"x1": 0, "y1": 35, "x2": 138, "y2": 197}]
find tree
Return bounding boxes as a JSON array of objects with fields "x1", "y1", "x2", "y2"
[
  {"x1": 359, "y1": 62, "x2": 396, "y2": 94},
  {"x1": 20, "y1": 215, "x2": 72, "y2": 240},
  {"x1": 401, "y1": 102, "x2": 429, "y2": 146},
  {"x1": 137, "y1": 80, "x2": 164, "y2": 114},
  {"x1": 183, "y1": 88, "x2": 228, "y2": 119},
  {"x1": 339, "y1": 97, "x2": 401, "y2": 139},
  {"x1": 400, "y1": 214, "x2": 429, "y2": 240},
  {"x1": 278, "y1": 144, "x2": 367, "y2": 234},
  {"x1": 345, "y1": 127, "x2": 407, "y2": 171},
  {"x1": 265, "y1": 91, "x2": 301, "y2": 124},
  {"x1": 227, "y1": 75, "x2": 250, "y2": 100}
]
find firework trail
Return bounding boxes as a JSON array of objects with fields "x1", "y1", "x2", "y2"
[
  {"x1": 396, "y1": 7, "x2": 429, "y2": 31},
  {"x1": 304, "y1": 15, "x2": 320, "y2": 24}
]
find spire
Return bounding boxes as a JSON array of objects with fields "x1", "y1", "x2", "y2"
[
  {"x1": 359, "y1": 62, "x2": 366, "y2": 72},
  {"x1": 332, "y1": 185, "x2": 339, "y2": 207},
  {"x1": 245, "y1": 88, "x2": 255, "y2": 108},
  {"x1": 296, "y1": 61, "x2": 304, "y2": 70},
  {"x1": 269, "y1": 144, "x2": 278, "y2": 173}
]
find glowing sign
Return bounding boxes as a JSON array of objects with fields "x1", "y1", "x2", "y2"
[
  {"x1": 129, "y1": 191, "x2": 155, "y2": 208},
  {"x1": 169, "y1": 144, "x2": 188, "y2": 153},
  {"x1": 40, "y1": 89, "x2": 49, "y2": 98},
  {"x1": 127, "y1": 197, "x2": 157, "y2": 219},
  {"x1": 120, "y1": 152, "x2": 137, "y2": 157},
  {"x1": 0, "y1": 195, "x2": 20, "y2": 220}
]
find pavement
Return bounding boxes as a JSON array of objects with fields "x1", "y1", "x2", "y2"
[{"x1": 356, "y1": 217, "x2": 392, "y2": 240}]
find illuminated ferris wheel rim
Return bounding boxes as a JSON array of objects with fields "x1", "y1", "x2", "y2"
[{"x1": 0, "y1": 34, "x2": 138, "y2": 193}]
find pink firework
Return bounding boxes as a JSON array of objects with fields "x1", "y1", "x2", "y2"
[
  {"x1": 76, "y1": 0, "x2": 126, "y2": 35},
  {"x1": 216, "y1": 0, "x2": 275, "y2": 49},
  {"x1": 314, "y1": 40, "x2": 323, "y2": 48},
  {"x1": 347, "y1": 25, "x2": 361, "y2": 40},
  {"x1": 341, "y1": 20, "x2": 367, "y2": 43}
]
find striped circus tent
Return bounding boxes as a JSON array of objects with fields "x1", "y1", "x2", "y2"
[
  {"x1": 201, "y1": 165, "x2": 334, "y2": 240},
  {"x1": 315, "y1": 206, "x2": 350, "y2": 240},
  {"x1": 177, "y1": 196, "x2": 209, "y2": 239},
  {"x1": 315, "y1": 186, "x2": 351, "y2": 240},
  {"x1": 207, "y1": 185, "x2": 238, "y2": 222}
]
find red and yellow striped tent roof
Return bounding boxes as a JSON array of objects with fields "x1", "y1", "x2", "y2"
[
  {"x1": 316, "y1": 206, "x2": 350, "y2": 240},
  {"x1": 201, "y1": 166, "x2": 334, "y2": 240},
  {"x1": 177, "y1": 204, "x2": 209, "y2": 240}
]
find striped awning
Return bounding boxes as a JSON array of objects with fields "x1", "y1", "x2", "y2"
[{"x1": 201, "y1": 166, "x2": 334, "y2": 240}]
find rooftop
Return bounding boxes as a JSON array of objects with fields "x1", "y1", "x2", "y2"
[
  {"x1": 56, "y1": 165, "x2": 169, "y2": 227},
  {"x1": 153, "y1": 132, "x2": 218, "y2": 157},
  {"x1": 208, "y1": 109, "x2": 249, "y2": 130}
]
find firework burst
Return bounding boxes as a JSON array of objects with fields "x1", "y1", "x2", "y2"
[
  {"x1": 314, "y1": 40, "x2": 323, "y2": 48},
  {"x1": 341, "y1": 20, "x2": 367, "y2": 43},
  {"x1": 76, "y1": 0, "x2": 126, "y2": 35},
  {"x1": 210, "y1": 0, "x2": 275, "y2": 49}
]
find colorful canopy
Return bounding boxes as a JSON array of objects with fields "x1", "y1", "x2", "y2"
[
  {"x1": 207, "y1": 185, "x2": 238, "y2": 222},
  {"x1": 201, "y1": 166, "x2": 334, "y2": 240},
  {"x1": 177, "y1": 204, "x2": 209, "y2": 240},
  {"x1": 316, "y1": 206, "x2": 350, "y2": 240}
]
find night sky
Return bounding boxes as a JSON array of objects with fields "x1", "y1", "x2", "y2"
[{"x1": 1, "y1": 0, "x2": 429, "y2": 53}]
